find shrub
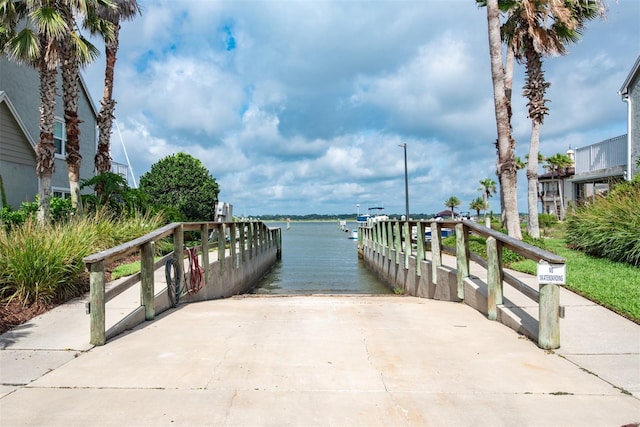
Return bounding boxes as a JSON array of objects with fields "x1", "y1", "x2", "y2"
[
  {"x1": 566, "y1": 179, "x2": 640, "y2": 266},
  {"x1": 0, "y1": 210, "x2": 166, "y2": 306},
  {"x1": 139, "y1": 152, "x2": 219, "y2": 221},
  {"x1": 538, "y1": 213, "x2": 558, "y2": 229}
]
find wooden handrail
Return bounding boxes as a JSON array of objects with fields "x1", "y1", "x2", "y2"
[
  {"x1": 84, "y1": 221, "x2": 282, "y2": 346},
  {"x1": 359, "y1": 219, "x2": 565, "y2": 350}
]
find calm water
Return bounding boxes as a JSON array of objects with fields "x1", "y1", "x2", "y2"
[{"x1": 251, "y1": 221, "x2": 392, "y2": 294}]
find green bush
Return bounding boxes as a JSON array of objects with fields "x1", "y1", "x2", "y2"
[
  {"x1": 566, "y1": 179, "x2": 640, "y2": 266},
  {"x1": 0, "y1": 210, "x2": 166, "y2": 306},
  {"x1": 538, "y1": 213, "x2": 558, "y2": 229},
  {"x1": 139, "y1": 152, "x2": 219, "y2": 221}
]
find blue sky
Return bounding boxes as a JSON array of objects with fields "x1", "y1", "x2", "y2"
[{"x1": 82, "y1": 0, "x2": 640, "y2": 217}]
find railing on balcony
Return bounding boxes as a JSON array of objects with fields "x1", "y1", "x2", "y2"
[{"x1": 574, "y1": 135, "x2": 627, "y2": 175}]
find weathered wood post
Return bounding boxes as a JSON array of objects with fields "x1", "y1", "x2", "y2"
[
  {"x1": 357, "y1": 221, "x2": 364, "y2": 258},
  {"x1": 173, "y1": 223, "x2": 184, "y2": 299},
  {"x1": 247, "y1": 222, "x2": 254, "y2": 259},
  {"x1": 486, "y1": 236, "x2": 503, "y2": 320},
  {"x1": 218, "y1": 223, "x2": 226, "y2": 272},
  {"x1": 386, "y1": 221, "x2": 393, "y2": 260},
  {"x1": 430, "y1": 221, "x2": 442, "y2": 285},
  {"x1": 415, "y1": 222, "x2": 425, "y2": 276},
  {"x1": 455, "y1": 222, "x2": 469, "y2": 300},
  {"x1": 403, "y1": 221, "x2": 410, "y2": 270},
  {"x1": 140, "y1": 241, "x2": 155, "y2": 321},
  {"x1": 276, "y1": 227, "x2": 282, "y2": 260},
  {"x1": 394, "y1": 221, "x2": 402, "y2": 266},
  {"x1": 539, "y1": 283, "x2": 560, "y2": 349},
  {"x1": 89, "y1": 261, "x2": 106, "y2": 346},
  {"x1": 200, "y1": 223, "x2": 210, "y2": 287},
  {"x1": 229, "y1": 223, "x2": 237, "y2": 268}
]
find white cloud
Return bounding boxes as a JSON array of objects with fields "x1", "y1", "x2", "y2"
[{"x1": 82, "y1": 0, "x2": 639, "y2": 215}]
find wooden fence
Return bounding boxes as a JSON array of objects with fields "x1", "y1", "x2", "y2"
[
  {"x1": 83, "y1": 221, "x2": 282, "y2": 346},
  {"x1": 358, "y1": 219, "x2": 566, "y2": 349}
]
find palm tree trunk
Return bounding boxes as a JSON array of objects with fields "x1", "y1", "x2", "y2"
[
  {"x1": 95, "y1": 32, "x2": 119, "y2": 177},
  {"x1": 61, "y1": 29, "x2": 83, "y2": 214},
  {"x1": 36, "y1": 64, "x2": 58, "y2": 223},
  {"x1": 486, "y1": 0, "x2": 521, "y2": 239},
  {"x1": 526, "y1": 121, "x2": 541, "y2": 238}
]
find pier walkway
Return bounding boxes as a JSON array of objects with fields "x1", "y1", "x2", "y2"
[{"x1": 1, "y1": 256, "x2": 639, "y2": 426}]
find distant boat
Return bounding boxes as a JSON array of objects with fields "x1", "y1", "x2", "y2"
[{"x1": 349, "y1": 229, "x2": 358, "y2": 240}]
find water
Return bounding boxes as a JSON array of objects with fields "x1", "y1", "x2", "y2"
[{"x1": 251, "y1": 221, "x2": 392, "y2": 295}]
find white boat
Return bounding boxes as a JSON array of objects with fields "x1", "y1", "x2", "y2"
[{"x1": 349, "y1": 229, "x2": 358, "y2": 240}]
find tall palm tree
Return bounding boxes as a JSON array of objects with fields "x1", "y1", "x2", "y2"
[
  {"x1": 1, "y1": 0, "x2": 68, "y2": 223},
  {"x1": 502, "y1": 0, "x2": 603, "y2": 237},
  {"x1": 60, "y1": 1, "x2": 107, "y2": 213},
  {"x1": 92, "y1": 0, "x2": 141, "y2": 191},
  {"x1": 544, "y1": 153, "x2": 572, "y2": 220},
  {"x1": 484, "y1": 0, "x2": 522, "y2": 239},
  {"x1": 478, "y1": 178, "x2": 497, "y2": 218}
]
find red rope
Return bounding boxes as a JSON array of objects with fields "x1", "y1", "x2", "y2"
[{"x1": 186, "y1": 246, "x2": 204, "y2": 293}]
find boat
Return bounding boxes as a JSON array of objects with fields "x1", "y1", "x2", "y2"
[
  {"x1": 349, "y1": 229, "x2": 358, "y2": 240},
  {"x1": 356, "y1": 207, "x2": 389, "y2": 226}
]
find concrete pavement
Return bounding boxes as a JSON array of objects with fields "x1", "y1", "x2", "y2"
[
  {"x1": 1, "y1": 293, "x2": 639, "y2": 426},
  {"x1": 1, "y1": 259, "x2": 639, "y2": 426}
]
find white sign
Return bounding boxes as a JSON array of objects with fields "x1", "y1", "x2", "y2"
[{"x1": 537, "y1": 261, "x2": 566, "y2": 285}]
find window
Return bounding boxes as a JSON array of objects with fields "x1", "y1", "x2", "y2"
[
  {"x1": 54, "y1": 119, "x2": 65, "y2": 157},
  {"x1": 53, "y1": 189, "x2": 71, "y2": 199}
]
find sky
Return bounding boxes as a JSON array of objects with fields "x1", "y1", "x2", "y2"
[{"x1": 82, "y1": 0, "x2": 640, "y2": 217}]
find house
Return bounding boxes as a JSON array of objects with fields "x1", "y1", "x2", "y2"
[
  {"x1": 0, "y1": 57, "x2": 129, "y2": 211},
  {"x1": 539, "y1": 56, "x2": 640, "y2": 217},
  {"x1": 537, "y1": 149, "x2": 575, "y2": 218},
  {"x1": 619, "y1": 55, "x2": 640, "y2": 181}
]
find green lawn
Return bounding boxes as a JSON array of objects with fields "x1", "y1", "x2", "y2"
[{"x1": 511, "y1": 238, "x2": 640, "y2": 323}]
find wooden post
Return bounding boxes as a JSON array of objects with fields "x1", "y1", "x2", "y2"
[
  {"x1": 539, "y1": 283, "x2": 560, "y2": 349},
  {"x1": 173, "y1": 223, "x2": 184, "y2": 299},
  {"x1": 394, "y1": 221, "x2": 402, "y2": 266},
  {"x1": 431, "y1": 221, "x2": 442, "y2": 285},
  {"x1": 247, "y1": 223, "x2": 254, "y2": 259},
  {"x1": 200, "y1": 223, "x2": 210, "y2": 287},
  {"x1": 455, "y1": 223, "x2": 469, "y2": 300},
  {"x1": 403, "y1": 221, "x2": 410, "y2": 270},
  {"x1": 218, "y1": 223, "x2": 226, "y2": 272},
  {"x1": 387, "y1": 221, "x2": 394, "y2": 259},
  {"x1": 140, "y1": 241, "x2": 155, "y2": 321},
  {"x1": 230, "y1": 223, "x2": 237, "y2": 268},
  {"x1": 89, "y1": 261, "x2": 106, "y2": 346},
  {"x1": 486, "y1": 236, "x2": 503, "y2": 320},
  {"x1": 276, "y1": 227, "x2": 282, "y2": 260},
  {"x1": 415, "y1": 222, "x2": 424, "y2": 276}
]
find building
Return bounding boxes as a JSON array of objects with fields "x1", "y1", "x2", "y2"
[
  {"x1": 0, "y1": 57, "x2": 129, "y2": 210},
  {"x1": 539, "y1": 56, "x2": 640, "y2": 217},
  {"x1": 537, "y1": 149, "x2": 575, "y2": 219},
  {"x1": 619, "y1": 55, "x2": 640, "y2": 181}
]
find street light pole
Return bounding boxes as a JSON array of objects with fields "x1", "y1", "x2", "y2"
[{"x1": 399, "y1": 143, "x2": 409, "y2": 220}]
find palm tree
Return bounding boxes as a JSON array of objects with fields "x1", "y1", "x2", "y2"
[
  {"x1": 444, "y1": 196, "x2": 461, "y2": 219},
  {"x1": 544, "y1": 153, "x2": 572, "y2": 220},
  {"x1": 1, "y1": 0, "x2": 69, "y2": 223},
  {"x1": 502, "y1": 0, "x2": 603, "y2": 238},
  {"x1": 470, "y1": 197, "x2": 485, "y2": 218},
  {"x1": 484, "y1": 0, "x2": 522, "y2": 239},
  {"x1": 478, "y1": 178, "x2": 497, "y2": 218},
  {"x1": 60, "y1": 1, "x2": 106, "y2": 213},
  {"x1": 92, "y1": 0, "x2": 141, "y2": 191}
]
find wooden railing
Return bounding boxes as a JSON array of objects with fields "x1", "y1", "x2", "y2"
[
  {"x1": 83, "y1": 221, "x2": 282, "y2": 346},
  {"x1": 358, "y1": 219, "x2": 566, "y2": 349}
]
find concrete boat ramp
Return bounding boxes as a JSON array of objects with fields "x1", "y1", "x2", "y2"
[{"x1": 1, "y1": 289, "x2": 639, "y2": 426}]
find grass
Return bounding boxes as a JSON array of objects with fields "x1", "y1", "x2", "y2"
[
  {"x1": 546, "y1": 238, "x2": 639, "y2": 322},
  {"x1": 0, "y1": 210, "x2": 165, "y2": 306}
]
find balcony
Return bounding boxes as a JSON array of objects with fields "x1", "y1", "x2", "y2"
[{"x1": 574, "y1": 135, "x2": 627, "y2": 181}]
